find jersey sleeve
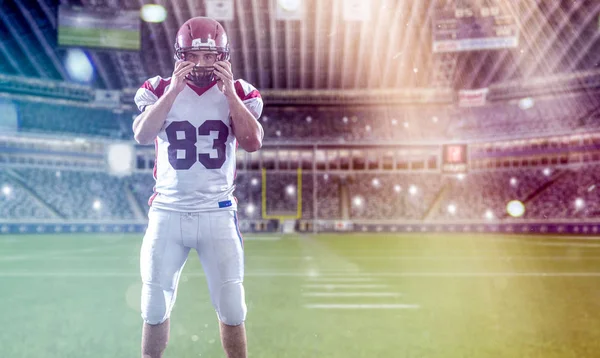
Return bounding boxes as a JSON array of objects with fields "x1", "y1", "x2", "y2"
[
  {"x1": 134, "y1": 76, "x2": 171, "y2": 112},
  {"x1": 234, "y1": 79, "x2": 263, "y2": 120}
]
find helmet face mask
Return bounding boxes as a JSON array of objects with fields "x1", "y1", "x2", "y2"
[
  {"x1": 173, "y1": 17, "x2": 230, "y2": 88},
  {"x1": 175, "y1": 49, "x2": 228, "y2": 87}
]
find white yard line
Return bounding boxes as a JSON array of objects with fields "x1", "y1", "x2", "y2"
[
  {"x1": 303, "y1": 292, "x2": 402, "y2": 297},
  {"x1": 304, "y1": 304, "x2": 419, "y2": 309},
  {"x1": 303, "y1": 284, "x2": 387, "y2": 289},
  {"x1": 0, "y1": 245, "x2": 122, "y2": 262},
  {"x1": 534, "y1": 242, "x2": 600, "y2": 248},
  {"x1": 244, "y1": 237, "x2": 281, "y2": 241},
  {"x1": 306, "y1": 277, "x2": 375, "y2": 282}
]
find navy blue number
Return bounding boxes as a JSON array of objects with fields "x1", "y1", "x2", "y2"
[
  {"x1": 165, "y1": 120, "x2": 229, "y2": 170},
  {"x1": 165, "y1": 121, "x2": 197, "y2": 170},
  {"x1": 198, "y1": 120, "x2": 229, "y2": 170}
]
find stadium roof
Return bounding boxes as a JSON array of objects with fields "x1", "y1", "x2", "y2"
[{"x1": 0, "y1": 0, "x2": 599, "y2": 91}]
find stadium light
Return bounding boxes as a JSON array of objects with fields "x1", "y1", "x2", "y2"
[
  {"x1": 456, "y1": 173, "x2": 465, "y2": 180},
  {"x1": 408, "y1": 185, "x2": 417, "y2": 195},
  {"x1": 391, "y1": 119, "x2": 398, "y2": 126},
  {"x1": 140, "y1": 4, "x2": 167, "y2": 23},
  {"x1": 276, "y1": 130, "x2": 281, "y2": 137},
  {"x1": 92, "y1": 200, "x2": 102, "y2": 211},
  {"x1": 262, "y1": 116, "x2": 269, "y2": 122},
  {"x1": 432, "y1": 116, "x2": 438, "y2": 123},
  {"x1": 371, "y1": 178, "x2": 380, "y2": 188},
  {"x1": 55, "y1": 171, "x2": 61, "y2": 178},
  {"x1": 278, "y1": 0, "x2": 301, "y2": 11},
  {"x1": 107, "y1": 143, "x2": 134, "y2": 176},
  {"x1": 246, "y1": 204, "x2": 255, "y2": 215},
  {"x1": 394, "y1": 184, "x2": 402, "y2": 193},
  {"x1": 519, "y1": 97, "x2": 535, "y2": 110},
  {"x1": 543, "y1": 168, "x2": 551, "y2": 176},
  {"x1": 306, "y1": 116, "x2": 312, "y2": 123},
  {"x1": 506, "y1": 200, "x2": 525, "y2": 218},
  {"x1": 403, "y1": 122, "x2": 409, "y2": 128},
  {"x1": 251, "y1": 178, "x2": 259, "y2": 186},
  {"x1": 365, "y1": 125, "x2": 371, "y2": 132},
  {"x1": 447, "y1": 204, "x2": 457, "y2": 214},
  {"x1": 342, "y1": 116, "x2": 349, "y2": 124},
  {"x1": 286, "y1": 185, "x2": 296, "y2": 196},
  {"x1": 65, "y1": 49, "x2": 94, "y2": 83},
  {"x1": 323, "y1": 174, "x2": 329, "y2": 181},
  {"x1": 413, "y1": 67, "x2": 418, "y2": 73},
  {"x1": 485, "y1": 210, "x2": 494, "y2": 220},
  {"x1": 510, "y1": 177, "x2": 518, "y2": 187},
  {"x1": 575, "y1": 198, "x2": 585, "y2": 209},
  {"x1": 2, "y1": 185, "x2": 11, "y2": 196},
  {"x1": 352, "y1": 196, "x2": 363, "y2": 207}
]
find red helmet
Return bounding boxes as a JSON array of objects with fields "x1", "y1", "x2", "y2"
[{"x1": 174, "y1": 17, "x2": 230, "y2": 87}]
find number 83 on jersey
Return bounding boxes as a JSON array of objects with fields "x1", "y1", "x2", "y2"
[{"x1": 165, "y1": 119, "x2": 229, "y2": 170}]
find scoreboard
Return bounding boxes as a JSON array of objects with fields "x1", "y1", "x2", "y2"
[
  {"x1": 442, "y1": 144, "x2": 469, "y2": 173},
  {"x1": 432, "y1": 0, "x2": 519, "y2": 52}
]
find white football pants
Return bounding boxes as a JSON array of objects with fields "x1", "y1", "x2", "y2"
[{"x1": 140, "y1": 206, "x2": 246, "y2": 326}]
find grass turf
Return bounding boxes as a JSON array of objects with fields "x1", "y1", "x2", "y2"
[{"x1": 0, "y1": 233, "x2": 600, "y2": 357}]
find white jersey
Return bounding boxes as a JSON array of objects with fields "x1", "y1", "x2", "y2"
[{"x1": 134, "y1": 77, "x2": 263, "y2": 212}]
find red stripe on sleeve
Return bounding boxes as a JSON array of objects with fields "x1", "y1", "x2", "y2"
[
  {"x1": 235, "y1": 81, "x2": 261, "y2": 101},
  {"x1": 140, "y1": 78, "x2": 171, "y2": 98}
]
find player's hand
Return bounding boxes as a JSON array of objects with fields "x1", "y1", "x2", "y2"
[
  {"x1": 169, "y1": 60, "x2": 195, "y2": 94},
  {"x1": 213, "y1": 60, "x2": 236, "y2": 99}
]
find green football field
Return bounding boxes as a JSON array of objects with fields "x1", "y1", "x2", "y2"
[{"x1": 1, "y1": 232, "x2": 600, "y2": 358}]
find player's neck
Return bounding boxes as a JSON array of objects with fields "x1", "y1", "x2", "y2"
[{"x1": 187, "y1": 80, "x2": 218, "y2": 91}]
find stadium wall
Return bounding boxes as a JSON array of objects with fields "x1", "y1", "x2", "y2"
[
  {"x1": 3, "y1": 220, "x2": 600, "y2": 236},
  {"x1": 0, "y1": 219, "x2": 280, "y2": 235},
  {"x1": 301, "y1": 220, "x2": 600, "y2": 236}
]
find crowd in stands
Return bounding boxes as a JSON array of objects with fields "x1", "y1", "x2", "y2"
[
  {"x1": 9, "y1": 168, "x2": 135, "y2": 220},
  {"x1": 4, "y1": 166, "x2": 600, "y2": 223},
  {"x1": 433, "y1": 169, "x2": 557, "y2": 220},
  {"x1": 129, "y1": 173, "x2": 156, "y2": 211},
  {"x1": 526, "y1": 165, "x2": 600, "y2": 220},
  {"x1": 260, "y1": 106, "x2": 449, "y2": 143},
  {"x1": 0, "y1": 171, "x2": 53, "y2": 220},
  {"x1": 315, "y1": 174, "x2": 340, "y2": 219},
  {"x1": 230, "y1": 173, "x2": 262, "y2": 220},
  {"x1": 346, "y1": 173, "x2": 443, "y2": 220},
  {"x1": 447, "y1": 93, "x2": 600, "y2": 140},
  {"x1": 16, "y1": 100, "x2": 132, "y2": 140},
  {"x1": 10, "y1": 92, "x2": 599, "y2": 143}
]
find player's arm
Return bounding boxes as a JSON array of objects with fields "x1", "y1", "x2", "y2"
[
  {"x1": 132, "y1": 61, "x2": 195, "y2": 145},
  {"x1": 213, "y1": 61, "x2": 264, "y2": 152},
  {"x1": 227, "y1": 96, "x2": 264, "y2": 152},
  {"x1": 132, "y1": 91, "x2": 178, "y2": 145}
]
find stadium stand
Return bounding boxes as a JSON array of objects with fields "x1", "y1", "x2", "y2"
[
  {"x1": 7, "y1": 91, "x2": 600, "y2": 145},
  {"x1": 526, "y1": 165, "x2": 600, "y2": 220},
  {"x1": 0, "y1": 170, "x2": 54, "y2": 220},
  {"x1": 3, "y1": 165, "x2": 600, "y2": 223},
  {"x1": 12, "y1": 168, "x2": 136, "y2": 220},
  {"x1": 448, "y1": 93, "x2": 600, "y2": 140},
  {"x1": 229, "y1": 173, "x2": 262, "y2": 220},
  {"x1": 346, "y1": 173, "x2": 443, "y2": 220},
  {"x1": 16, "y1": 100, "x2": 132, "y2": 140}
]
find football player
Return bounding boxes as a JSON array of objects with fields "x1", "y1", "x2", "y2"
[{"x1": 132, "y1": 16, "x2": 263, "y2": 358}]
